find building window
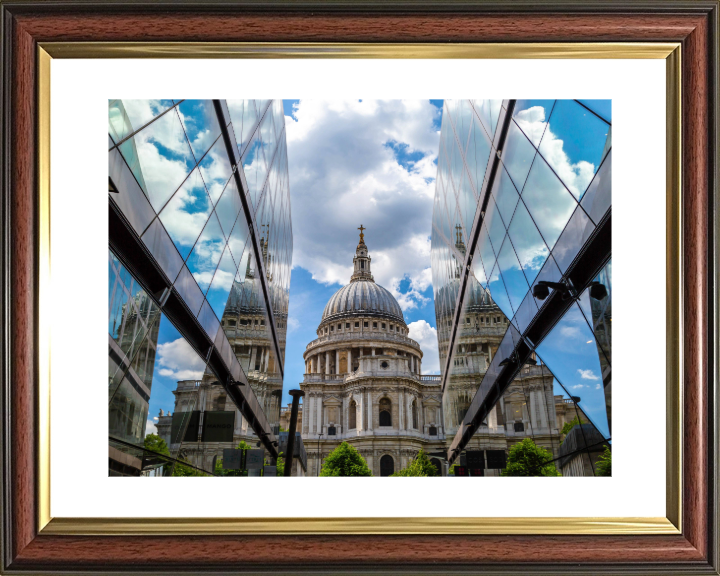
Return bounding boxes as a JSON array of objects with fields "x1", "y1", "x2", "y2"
[
  {"x1": 338, "y1": 323, "x2": 342, "y2": 330},
  {"x1": 364, "y1": 322, "x2": 368, "y2": 327},
  {"x1": 486, "y1": 450, "x2": 507, "y2": 470},
  {"x1": 355, "y1": 322, "x2": 359, "y2": 327},
  {"x1": 379, "y1": 398, "x2": 392, "y2": 426},
  {"x1": 331, "y1": 326, "x2": 334, "y2": 331},
  {"x1": 328, "y1": 426, "x2": 336, "y2": 436},
  {"x1": 412, "y1": 401, "x2": 418, "y2": 429},
  {"x1": 514, "y1": 422, "x2": 525, "y2": 432},
  {"x1": 429, "y1": 426, "x2": 437, "y2": 436},
  {"x1": 382, "y1": 323, "x2": 386, "y2": 329},
  {"x1": 346, "y1": 323, "x2": 350, "y2": 328},
  {"x1": 373, "y1": 322, "x2": 377, "y2": 328},
  {"x1": 349, "y1": 400, "x2": 357, "y2": 429},
  {"x1": 228, "y1": 319, "x2": 236, "y2": 327},
  {"x1": 380, "y1": 454, "x2": 394, "y2": 476},
  {"x1": 361, "y1": 261, "x2": 365, "y2": 269},
  {"x1": 430, "y1": 458, "x2": 442, "y2": 475}
]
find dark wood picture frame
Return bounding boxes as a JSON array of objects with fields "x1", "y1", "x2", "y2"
[{"x1": 1, "y1": 1, "x2": 718, "y2": 573}]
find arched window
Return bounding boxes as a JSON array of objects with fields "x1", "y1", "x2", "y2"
[
  {"x1": 430, "y1": 458, "x2": 441, "y2": 476},
  {"x1": 411, "y1": 400, "x2": 418, "y2": 429},
  {"x1": 380, "y1": 454, "x2": 394, "y2": 476},
  {"x1": 349, "y1": 400, "x2": 357, "y2": 429},
  {"x1": 379, "y1": 398, "x2": 392, "y2": 427}
]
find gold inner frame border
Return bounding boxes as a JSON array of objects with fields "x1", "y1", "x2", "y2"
[{"x1": 36, "y1": 41, "x2": 682, "y2": 536}]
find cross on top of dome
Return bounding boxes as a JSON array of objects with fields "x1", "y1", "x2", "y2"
[{"x1": 351, "y1": 225, "x2": 373, "y2": 283}]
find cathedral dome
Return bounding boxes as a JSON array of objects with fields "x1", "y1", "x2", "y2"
[
  {"x1": 320, "y1": 226, "x2": 404, "y2": 325},
  {"x1": 321, "y1": 281, "x2": 404, "y2": 323}
]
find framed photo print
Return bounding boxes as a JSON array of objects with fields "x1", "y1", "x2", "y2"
[{"x1": 1, "y1": 1, "x2": 718, "y2": 574}]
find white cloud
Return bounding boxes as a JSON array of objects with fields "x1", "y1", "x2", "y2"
[
  {"x1": 145, "y1": 419, "x2": 158, "y2": 435},
  {"x1": 156, "y1": 337, "x2": 206, "y2": 381},
  {"x1": 407, "y1": 320, "x2": 440, "y2": 374},
  {"x1": 577, "y1": 368, "x2": 599, "y2": 380},
  {"x1": 286, "y1": 100, "x2": 441, "y2": 303},
  {"x1": 287, "y1": 317, "x2": 300, "y2": 332}
]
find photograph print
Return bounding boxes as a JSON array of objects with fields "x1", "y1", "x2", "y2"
[{"x1": 108, "y1": 98, "x2": 612, "y2": 479}]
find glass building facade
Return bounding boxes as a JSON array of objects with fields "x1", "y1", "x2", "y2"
[
  {"x1": 108, "y1": 99, "x2": 292, "y2": 476},
  {"x1": 431, "y1": 100, "x2": 612, "y2": 476}
]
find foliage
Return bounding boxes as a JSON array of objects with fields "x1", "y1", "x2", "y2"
[
  {"x1": 144, "y1": 433, "x2": 169, "y2": 456},
  {"x1": 595, "y1": 445, "x2": 612, "y2": 476},
  {"x1": 560, "y1": 416, "x2": 586, "y2": 442},
  {"x1": 500, "y1": 438, "x2": 561, "y2": 477},
  {"x1": 391, "y1": 449, "x2": 440, "y2": 477},
  {"x1": 172, "y1": 458, "x2": 207, "y2": 476},
  {"x1": 213, "y1": 440, "x2": 255, "y2": 477},
  {"x1": 143, "y1": 433, "x2": 207, "y2": 476},
  {"x1": 319, "y1": 442, "x2": 372, "y2": 477}
]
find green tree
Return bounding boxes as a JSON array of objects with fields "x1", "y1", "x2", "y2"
[
  {"x1": 595, "y1": 446, "x2": 612, "y2": 476},
  {"x1": 391, "y1": 449, "x2": 440, "y2": 477},
  {"x1": 143, "y1": 433, "x2": 207, "y2": 476},
  {"x1": 501, "y1": 438, "x2": 561, "y2": 477},
  {"x1": 214, "y1": 440, "x2": 254, "y2": 476},
  {"x1": 319, "y1": 441, "x2": 372, "y2": 477},
  {"x1": 144, "y1": 433, "x2": 169, "y2": 456}
]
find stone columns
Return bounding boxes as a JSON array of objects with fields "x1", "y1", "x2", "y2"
[
  {"x1": 371, "y1": 348, "x2": 375, "y2": 356},
  {"x1": 538, "y1": 388, "x2": 548, "y2": 430},
  {"x1": 399, "y1": 388, "x2": 404, "y2": 430},
  {"x1": 366, "y1": 389, "x2": 373, "y2": 432},
  {"x1": 250, "y1": 346, "x2": 257, "y2": 371},
  {"x1": 325, "y1": 351, "x2": 330, "y2": 375},
  {"x1": 529, "y1": 389, "x2": 537, "y2": 430},
  {"x1": 306, "y1": 394, "x2": 314, "y2": 436},
  {"x1": 316, "y1": 394, "x2": 323, "y2": 434},
  {"x1": 335, "y1": 350, "x2": 340, "y2": 375},
  {"x1": 358, "y1": 390, "x2": 365, "y2": 432},
  {"x1": 346, "y1": 349, "x2": 352, "y2": 373}
]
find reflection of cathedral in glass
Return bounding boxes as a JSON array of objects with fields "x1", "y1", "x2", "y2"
[
  {"x1": 432, "y1": 100, "x2": 612, "y2": 476},
  {"x1": 108, "y1": 99, "x2": 292, "y2": 476}
]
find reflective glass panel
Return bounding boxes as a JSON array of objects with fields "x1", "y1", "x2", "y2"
[
  {"x1": 507, "y1": 199, "x2": 549, "y2": 287},
  {"x1": 501, "y1": 120, "x2": 536, "y2": 191},
  {"x1": 157, "y1": 168, "x2": 212, "y2": 261},
  {"x1": 513, "y1": 100, "x2": 554, "y2": 146},
  {"x1": 539, "y1": 99, "x2": 610, "y2": 200},
  {"x1": 520, "y1": 154, "x2": 578, "y2": 251},
  {"x1": 186, "y1": 212, "x2": 226, "y2": 293},
  {"x1": 176, "y1": 100, "x2": 222, "y2": 162}
]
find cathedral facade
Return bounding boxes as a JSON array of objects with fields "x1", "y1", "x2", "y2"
[
  {"x1": 301, "y1": 230, "x2": 581, "y2": 476},
  {"x1": 300, "y1": 230, "x2": 445, "y2": 476}
]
